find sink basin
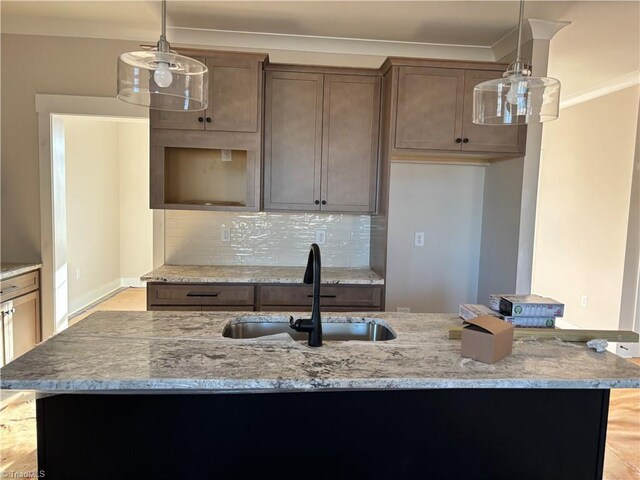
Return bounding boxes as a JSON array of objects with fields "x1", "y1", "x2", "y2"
[{"x1": 222, "y1": 317, "x2": 396, "y2": 342}]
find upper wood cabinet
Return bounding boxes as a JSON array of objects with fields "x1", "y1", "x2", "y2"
[
  {"x1": 150, "y1": 53, "x2": 263, "y2": 133},
  {"x1": 264, "y1": 68, "x2": 381, "y2": 213},
  {"x1": 391, "y1": 63, "x2": 526, "y2": 158}
]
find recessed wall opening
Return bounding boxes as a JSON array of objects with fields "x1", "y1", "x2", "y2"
[{"x1": 164, "y1": 148, "x2": 248, "y2": 207}]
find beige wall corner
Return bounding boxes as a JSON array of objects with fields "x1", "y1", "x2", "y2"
[{"x1": 533, "y1": 85, "x2": 639, "y2": 329}]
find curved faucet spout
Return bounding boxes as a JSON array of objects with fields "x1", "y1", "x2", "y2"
[{"x1": 290, "y1": 243, "x2": 323, "y2": 347}]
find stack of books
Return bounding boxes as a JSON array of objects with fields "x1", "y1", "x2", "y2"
[{"x1": 460, "y1": 294, "x2": 564, "y2": 328}]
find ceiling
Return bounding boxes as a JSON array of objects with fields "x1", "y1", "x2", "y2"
[
  {"x1": 1, "y1": 1, "x2": 638, "y2": 98},
  {"x1": 0, "y1": 1, "x2": 581, "y2": 47}
]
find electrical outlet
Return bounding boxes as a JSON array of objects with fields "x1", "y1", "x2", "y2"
[
  {"x1": 581, "y1": 295, "x2": 588, "y2": 307},
  {"x1": 76, "y1": 268, "x2": 81, "y2": 280},
  {"x1": 221, "y1": 228, "x2": 231, "y2": 242},
  {"x1": 315, "y1": 230, "x2": 326, "y2": 245},
  {"x1": 414, "y1": 232, "x2": 425, "y2": 247},
  {"x1": 397, "y1": 307, "x2": 410, "y2": 313},
  {"x1": 221, "y1": 149, "x2": 232, "y2": 162}
]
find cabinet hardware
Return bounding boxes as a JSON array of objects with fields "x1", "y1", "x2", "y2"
[
  {"x1": 455, "y1": 138, "x2": 462, "y2": 143},
  {"x1": 0, "y1": 285, "x2": 18, "y2": 294},
  {"x1": 321, "y1": 200, "x2": 327, "y2": 205},
  {"x1": 187, "y1": 292, "x2": 219, "y2": 297},
  {"x1": 307, "y1": 294, "x2": 337, "y2": 298},
  {"x1": 206, "y1": 117, "x2": 212, "y2": 123},
  {"x1": 463, "y1": 138, "x2": 469, "y2": 143},
  {"x1": 314, "y1": 200, "x2": 320, "y2": 205},
  {"x1": 198, "y1": 117, "x2": 204, "y2": 123}
]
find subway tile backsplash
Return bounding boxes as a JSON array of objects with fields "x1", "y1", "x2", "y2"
[{"x1": 164, "y1": 211, "x2": 371, "y2": 267}]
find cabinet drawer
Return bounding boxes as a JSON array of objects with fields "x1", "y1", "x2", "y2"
[
  {"x1": 261, "y1": 306, "x2": 382, "y2": 312},
  {"x1": 0, "y1": 271, "x2": 39, "y2": 303},
  {"x1": 148, "y1": 283, "x2": 254, "y2": 306},
  {"x1": 259, "y1": 285, "x2": 382, "y2": 308}
]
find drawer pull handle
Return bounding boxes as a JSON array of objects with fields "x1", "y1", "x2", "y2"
[
  {"x1": 0, "y1": 285, "x2": 18, "y2": 294},
  {"x1": 306, "y1": 294, "x2": 337, "y2": 298},
  {"x1": 187, "y1": 292, "x2": 219, "y2": 297}
]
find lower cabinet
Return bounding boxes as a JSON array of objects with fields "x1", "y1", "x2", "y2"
[
  {"x1": 0, "y1": 271, "x2": 41, "y2": 366},
  {"x1": 147, "y1": 283, "x2": 383, "y2": 312}
]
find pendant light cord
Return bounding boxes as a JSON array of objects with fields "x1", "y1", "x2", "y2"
[
  {"x1": 157, "y1": 0, "x2": 170, "y2": 53},
  {"x1": 515, "y1": 0, "x2": 525, "y2": 66}
]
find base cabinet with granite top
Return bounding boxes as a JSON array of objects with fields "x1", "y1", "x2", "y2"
[
  {"x1": 147, "y1": 282, "x2": 383, "y2": 312},
  {"x1": 0, "y1": 266, "x2": 41, "y2": 366}
]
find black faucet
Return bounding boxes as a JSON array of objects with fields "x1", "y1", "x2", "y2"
[{"x1": 289, "y1": 243, "x2": 322, "y2": 347}]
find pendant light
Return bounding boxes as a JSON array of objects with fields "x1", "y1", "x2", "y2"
[
  {"x1": 117, "y1": 0, "x2": 208, "y2": 111},
  {"x1": 473, "y1": 0, "x2": 560, "y2": 125}
]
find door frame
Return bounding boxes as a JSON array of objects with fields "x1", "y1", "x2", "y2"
[{"x1": 36, "y1": 95, "x2": 161, "y2": 339}]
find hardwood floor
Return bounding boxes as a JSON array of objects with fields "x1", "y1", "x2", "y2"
[{"x1": 1, "y1": 289, "x2": 638, "y2": 478}]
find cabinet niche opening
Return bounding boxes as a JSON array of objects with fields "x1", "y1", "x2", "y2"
[{"x1": 164, "y1": 147, "x2": 249, "y2": 207}]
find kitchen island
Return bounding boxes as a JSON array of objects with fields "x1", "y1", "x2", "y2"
[{"x1": 1, "y1": 311, "x2": 638, "y2": 479}]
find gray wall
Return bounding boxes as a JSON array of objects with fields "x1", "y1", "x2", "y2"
[
  {"x1": 476, "y1": 157, "x2": 524, "y2": 305},
  {"x1": 385, "y1": 162, "x2": 485, "y2": 313}
]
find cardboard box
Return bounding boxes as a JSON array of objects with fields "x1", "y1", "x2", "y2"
[
  {"x1": 499, "y1": 295, "x2": 565, "y2": 317},
  {"x1": 461, "y1": 315, "x2": 514, "y2": 364},
  {"x1": 460, "y1": 303, "x2": 555, "y2": 328},
  {"x1": 459, "y1": 303, "x2": 501, "y2": 321},
  {"x1": 489, "y1": 293, "x2": 542, "y2": 312}
]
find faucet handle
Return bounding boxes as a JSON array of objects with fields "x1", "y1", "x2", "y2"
[{"x1": 289, "y1": 316, "x2": 313, "y2": 332}]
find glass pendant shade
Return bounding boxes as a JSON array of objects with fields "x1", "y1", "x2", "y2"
[
  {"x1": 117, "y1": 50, "x2": 208, "y2": 111},
  {"x1": 472, "y1": 0, "x2": 561, "y2": 125},
  {"x1": 473, "y1": 69, "x2": 560, "y2": 125}
]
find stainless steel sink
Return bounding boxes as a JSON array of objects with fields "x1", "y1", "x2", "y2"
[{"x1": 222, "y1": 317, "x2": 396, "y2": 342}]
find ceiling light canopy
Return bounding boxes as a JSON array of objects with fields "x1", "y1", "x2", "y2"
[
  {"x1": 473, "y1": 0, "x2": 560, "y2": 125},
  {"x1": 117, "y1": 0, "x2": 208, "y2": 111}
]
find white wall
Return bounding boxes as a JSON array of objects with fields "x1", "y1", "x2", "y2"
[
  {"x1": 386, "y1": 163, "x2": 485, "y2": 313},
  {"x1": 64, "y1": 117, "x2": 121, "y2": 314},
  {"x1": 476, "y1": 157, "x2": 524, "y2": 304},
  {"x1": 64, "y1": 117, "x2": 151, "y2": 314},
  {"x1": 533, "y1": 86, "x2": 639, "y2": 330},
  {"x1": 118, "y1": 122, "x2": 152, "y2": 284}
]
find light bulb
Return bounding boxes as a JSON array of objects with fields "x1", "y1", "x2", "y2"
[{"x1": 154, "y1": 62, "x2": 173, "y2": 88}]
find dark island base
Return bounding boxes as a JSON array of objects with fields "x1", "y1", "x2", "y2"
[{"x1": 37, "y1": 389, "x2": 609, "y2": 480}]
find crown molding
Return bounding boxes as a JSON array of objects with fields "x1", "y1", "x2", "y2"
[
  {"x1": 1, "y1": 15, "x2": 495, "y2": 62},
  {"x1": 560, "y1": 70, "x2": 640, "y2": 110},
  {"x1": 490, "y1": 19, "x2": 570, "y2": 63}
]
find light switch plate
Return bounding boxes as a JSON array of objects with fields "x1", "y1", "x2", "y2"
[
  {"x1": 221, "y1": 228, "x2": 231, "y2": 242},
  {"x1": 581, "y1": 295, "x2": 588, "y2": 307},
  {"x1": 221, "y1": 150, "x2": 232, "y2": 162},
  {"x1": 414, "y1": 232, "x2": 425, "y2": 247},
  {"x1": 315, "y1": 230, "x2": 326, "y2": 245}
]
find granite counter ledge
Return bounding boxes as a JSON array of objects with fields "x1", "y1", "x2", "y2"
[
  {"x1": 2, "y1": 311, "x2": 637, "y2": 478},
  {"x1": 0, "y1": 262, "x2": 42, "y2": 281},
  {"x1": 140, "y1": 264, "x2": 384, "y2": 285}
]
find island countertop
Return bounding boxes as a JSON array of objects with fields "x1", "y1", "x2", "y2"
[
  {"x1": 1, "y1": 311, "x2": 638, "y2": 393},
  {"x1": 141, "y1": 264, "x2": 384, "y2": 285}
]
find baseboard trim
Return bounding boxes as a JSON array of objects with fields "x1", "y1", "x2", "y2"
[
  {"x1": 68, "y1": 280, "x2": 123, "y2": 317},
  {"x1": 121, "y1": 277, "x2": 145, "y2": 288}
]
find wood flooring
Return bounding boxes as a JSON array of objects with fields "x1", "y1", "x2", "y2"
[{"x1": 1, "y1": 288, "x2": 638, "y2": 478}]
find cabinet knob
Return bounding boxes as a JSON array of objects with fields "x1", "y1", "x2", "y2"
[
  {"x1": 198, "y1": 117, "x2": 204, "y2": 123},
  {"x1": 455, "y1": 138, "x2": 462, "y2": 143},
  {"x1": 463, "y1": 138, "x2": 469, "y2": 143},
  {"x1": 206, "y1": 117, "x2": 212, "y2": 123},
  {"x1": 314, "y1": 200, "x2": 320, "y2": 205},
  {"x1": 321, "y1": 200, "x2": 327, "y2": 205}
]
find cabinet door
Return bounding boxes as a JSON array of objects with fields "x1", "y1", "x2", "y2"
[
  {"x1": 321, "y1": 75, "x2": 381, "y2": 213},
  {"x1": 264, "y1": 71, "x2": 323, "y2": 211},
  {"x1": 2, "y1": 291, "x2": 40, "y2": 364},
  {"x1": 149, "y1": 56, "x2": 207, "y2": 130},
  {"x1": 394, "y1": 67, "x2": 465, "y2": 151},
  {"x1": 205, "y1": 57, "x2": 260, "y2": 132},
  {"x1": 460, "y1": 70, "x2": 526, "y2": 154}
]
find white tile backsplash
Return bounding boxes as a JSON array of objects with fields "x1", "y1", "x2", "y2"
[{"x1": 164, "y1": 211, "x2": 371, "y2": 267}]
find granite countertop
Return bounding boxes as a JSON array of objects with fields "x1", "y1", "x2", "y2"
[
  {"x1": 1, "y1": 311, "x2": 638, "y2": 393},
  {"x1": 0, "y1": 262, "x2": 42, "y2": 281},
  {"x1": 141, "y1": 264, "x2": 384, "y2": 285}
]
